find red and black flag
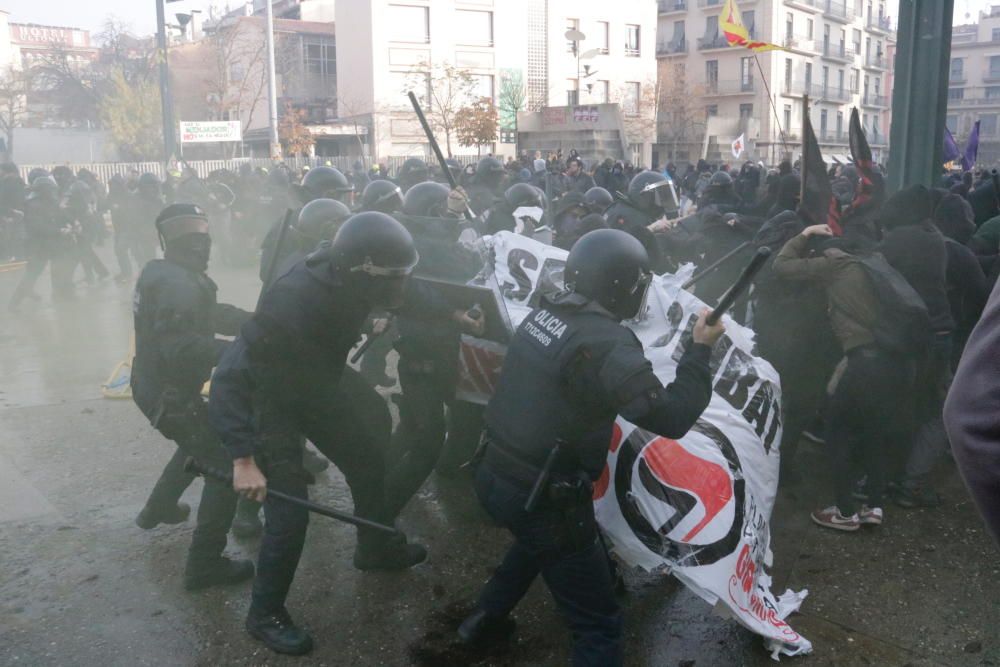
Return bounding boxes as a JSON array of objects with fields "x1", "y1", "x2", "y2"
[
  {"x1": 849, "y1": 107, "x2": 877, "y2": 211},
  {"x1": 799, "y1": 111, "x2": 842, "y2": 235}
]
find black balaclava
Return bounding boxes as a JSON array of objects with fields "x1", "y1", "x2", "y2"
[{"x1": 156, "y1": 203, "x2": 211, "y2": 272}]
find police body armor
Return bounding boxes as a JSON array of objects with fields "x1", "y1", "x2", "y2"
[
  {"x1": 484, "y1": 292, "x2": 643, "y2": 480},
  {"x1": 131, "y1": 259, "x2": 221, "y2": 419}
]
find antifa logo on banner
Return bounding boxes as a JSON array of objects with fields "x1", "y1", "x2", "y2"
[{"x1": 614, "y1": 420, "x2": 745, "y2": 568}]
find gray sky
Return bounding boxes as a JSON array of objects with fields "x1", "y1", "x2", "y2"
[{"x1": 0, "y1": 0, "x2": 987, "y2": 40}]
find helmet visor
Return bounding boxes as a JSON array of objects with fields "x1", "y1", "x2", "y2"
[
  {"x1": 643, "y1": 181, "x2": 679, "y2": 210},
  {"x1": 349, "y1": 250, "x2": 420, "y2": 278}
]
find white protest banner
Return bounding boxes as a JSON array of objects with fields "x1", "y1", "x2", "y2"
[
  {"x1": 179, "y1": 121, "x2": 242, "y2": 143},
  {"x1": 465, "y1": 231, "x2": 811, "y2": 659}
]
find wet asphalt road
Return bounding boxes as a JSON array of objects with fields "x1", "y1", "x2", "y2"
[{"x1": 0, "y1": 247, "x2": 997, "y2": 667}]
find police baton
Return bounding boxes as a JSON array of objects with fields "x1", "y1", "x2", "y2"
[
  {"x1": 706, "y1": 246, "x2": 771, "y2": 325},
  {"x1": 407, "y1": 91, "x2": 476, "y2": 222},
  {"x1": 256, "y1": 207, "x2": 295, "y2": 310},
  {"x1": 681, "y1": 241, "x2": 754, "y2": 290},
  {"x1": 183, "y1": 457, "x2": 400, "y2": 536},
  {"x1": 350, "y1": 314, "x2": 395, "y2": 364},
  {"x1": 524, "y1": 443, "x2": 561, "y2": 513}
]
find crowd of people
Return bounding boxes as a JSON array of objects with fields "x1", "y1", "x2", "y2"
[{"x1": 2, "y1": 147, "x2": 999, "y2": 665}]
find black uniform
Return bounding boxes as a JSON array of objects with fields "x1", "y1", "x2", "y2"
[
  {"x1": 132, "y1": 258, "x2": 251, "y2": 569},
  {"x1": 474, "y1": 292, "x2": 713, "y2": 666},
  {"x1": 10, "y1": 194, "x2": 75, "y2": 306},
  {"x1": 605, "y1": 200, "x2": 666, "y2": 272}
]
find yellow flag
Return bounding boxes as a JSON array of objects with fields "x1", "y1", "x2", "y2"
[{"x1": 721, "y1": 0, "x2": 785, "y2": 52}]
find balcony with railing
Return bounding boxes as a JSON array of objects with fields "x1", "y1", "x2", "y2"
[
  {"x1": 861, "y1": 93, "x2": 889, "y2": 107},
  {"x1": 783, "y1": 80, "x2": 851, "y2": 102},
  {"x1": 657, "y1": 38, "x2": 687, "y2": 56},
  {"x1": 950, "y1": 73, "x2": 968, "y2": 85},
  {"x1": 703, "y1": 79, "x2": 757, "y2": 96},
  {"x1": 698, "y1": 33, "x2": 731, "y2": 50},
  {"x1": 784, "y1": 0, "x2": 819, "y2": 11},
  {"x1": 866, "y1": 14, "x2": 892, "y2": 32},
  {"x1": 783, "y1": 34, "x2": 819, "y2": 53},
  {"x1": 657, "y1": 0, "x2": 688, "y2": 14},
  {"x1": 819, "y1": 131, "x2": 848, "y2": 143},
  {"x1": 864, "y1": 53, "x2": 888, "y2": 70},
  {"x1": 947, "y1": 88, "x2": 1000, "y2": 107},
  {"x1": 821, "y1": 42, "x2": 856, "y2": 62},
  {"x1": 984, "y1": 71, "x2": 1000, "y2": 83},
  {"x1": 822, "y1": 0, "x2": 854, "y2": 23}
]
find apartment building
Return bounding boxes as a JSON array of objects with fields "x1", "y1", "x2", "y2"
[
  {"x1": 656, "y1": 0, "x2": 894, "y2": 165},
  {"x1": 334, "y1": 0, "x2": 658, "y2": 160},
  {"x1": 948, "y1": 5, "x2": 1000, "y2": 167}
]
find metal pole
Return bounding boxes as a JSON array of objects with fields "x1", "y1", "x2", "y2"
[
  {"x1": 265, "y1": 0, "x2": 281, "y2": 159},
  {"x1": 155, "y1": 0, "x2": 176, "y2": 163}
]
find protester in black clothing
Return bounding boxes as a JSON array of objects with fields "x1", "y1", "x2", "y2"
[
  {"x1": 131, "y1": 203, "x2": 254, "y2": 591},
  {"x1": 9, "y1": 176, "x2": 76, "y2": 309},
  {"x1": 66, "y1": 180, "x2": 110, "y2": 284},
  {"x1": 0, "y1": 172, "x2": 25, "y2": 261}
]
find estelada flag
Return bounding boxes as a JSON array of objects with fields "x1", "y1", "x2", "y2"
[
  {"x1": 721, "y1": 0, "x2": 785, "y2": 52},
  {"x1": 848, "y1": 108, "x2": 877, "y2": 210},
  {"x1": 800, "y1": 113, "x2": 843, "y2": 235}
]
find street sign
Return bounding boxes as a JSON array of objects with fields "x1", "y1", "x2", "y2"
[{"x1": 179, "y1": 121, "x2": 242, "y2": 143}]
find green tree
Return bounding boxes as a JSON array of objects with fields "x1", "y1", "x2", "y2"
[{"x1": 98, "y1": 68, "x2": 163, "y2": 160}]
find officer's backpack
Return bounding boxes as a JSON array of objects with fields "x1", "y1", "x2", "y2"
[{"x1": 855, "y1": 253, "x2": 931, "y2": 356}]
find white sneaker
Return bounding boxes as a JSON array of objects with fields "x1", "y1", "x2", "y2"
[
  {"x1": 811, "y1": 506, "x2": 861, "y2": 531},
  {"x1": 858, "y1": 505, "x2": 883, "y2": 525}
]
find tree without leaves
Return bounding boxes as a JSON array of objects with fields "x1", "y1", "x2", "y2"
[
  {"x1": 657, "y1": 63, "x2": 706, "y2": 164},
  {"x1": 0, "y1": 68, "x2": 33, "y2": 161},
  {"x1": 454, "y1": 97, "x2": 499, "y2": 156},
  {"x1": 406, "y1": 62, "x2": 477, "y2": 157},
  {"x1": 497, "y1": 69, "x2": 527, "y2": 131}
]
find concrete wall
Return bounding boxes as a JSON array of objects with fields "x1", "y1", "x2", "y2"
[{"x1": 8, "y1": 128, "x2": 119, "y2": 164}]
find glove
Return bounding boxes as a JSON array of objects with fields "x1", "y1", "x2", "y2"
[{"x1": 447, "y1": 187, "x2": 469, "y2": 216}]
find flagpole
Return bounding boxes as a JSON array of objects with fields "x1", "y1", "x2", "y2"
[
  {"x1": 753, "y1": 54, "x2": 788, "y2": 161},
  {"x1": 800, "y1": 94, "x2": 810, "y2": 205}
]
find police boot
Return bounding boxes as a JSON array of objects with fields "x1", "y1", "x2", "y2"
[
  {"x1": 457, "y1": 608, "x2": 517, "y2": 646},
  {"x1": 183, "y1": 556, "x2": 255, "y2": 591},
  {"x1": 352, "y1": 529, "x2": 427, "y2": 571},
  {"x1": 246, "y1": 606, "x2": 314, "y2": 656},
  {"x1": 135, "y1": 502, "x2": 191, "y2": 530},
  {"x1": 231, "y1": 499, "x2": 263, "y2": 539}
]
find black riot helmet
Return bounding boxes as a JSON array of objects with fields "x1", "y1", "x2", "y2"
[
  {"x1": 360, "y1": 179, "x2": 404, "y2": 213},
  {"x1": 627, "y1": 171, "x2": 678, "y2": 214},
  {"x1": 564, "y1": 228, "x2": 652, "y2": 321},
  {"x1": 301, "y1": 166, "x2": 353, "y2": 203},
  {"x1": 328, "y1": 212, "x2": 418, "y2": 309},
  {"x1": 155, "y1": 203, "x2": 211, "y2": 272},
  {"x1": 27, "y1": 167, "x2": 48, "y2": 185},
  {"x1": 51, "y1": 165, "x2": 74, "y2": 190},
  {"x1": 709, "y1": 170, "x2": 734, "y2": 188},
  {"x1": 475, "y1": 156, "x2": 506, "y2": 188},
  {"x1": 267, "y1": 166, "x2": 290, "y2": 189},
  {"x1": 402, "y1": 181, "x2": 450, "y2": 217},
  {"x1": 296, "y1": 198, "x2": 352, "y2": 243},
  {"x1": 29, "y1": 175, "x2": 59, "y2": 201},
  {"x1": 67, "y1": 180, "x2": 93, "y2": 205},
  {"x1": 397, "y1": 158, "x2": 429, "y2": 190},
  {"x1": 443, "y1": 158, "x2": 463, "y2": 184},
  {"x1": 504, "y1": 182, "x2": 546, "y2": 210},
  {"x1": 138, "y1": 172, "x2": 162, "y2": 198},
  {"x1": 583, "y1": 186, "x2": 614, "y2": 214}
]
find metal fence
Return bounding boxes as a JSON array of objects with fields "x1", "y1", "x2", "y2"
[{"x1": 17, "y1": 154, "x2": 482, "y2": 186}]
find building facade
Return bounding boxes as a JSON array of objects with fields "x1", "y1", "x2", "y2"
[
  {"x1": 655, "y1": 0, "x2": 895, "y2": 166},
  {"x1": 948, "y1": 6, "x2": 1000, "y2": 167}
]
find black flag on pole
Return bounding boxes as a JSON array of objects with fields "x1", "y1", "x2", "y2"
[
  {"x1": 848, "y1": 108, "x2": 877, "y2": 212},
  {"x1": 800, "y1": 112, "x2": 842, "y2": 235}
]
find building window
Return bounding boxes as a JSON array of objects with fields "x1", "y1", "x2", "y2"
[
  {"x1": 983, "y1": 113, "x2": 998, "y2": 136},
  {"x1": 706, "y1": 104, "x2": 719, "y2": 118},
  {"x1": 987, "y1": 86, "x2": 1000, "y2": 99},
  {"x1": 597, "y1": 80, "x2": 610, "y2": 103},
  {"x1": 389, "y1": 4, "x2": 429, "y2": 43},
  {"x1": 951, "y1": 58, "x2": 964, "y2": 79},
  {"x1": 946, "y1": 114, "x2": 957, "y2": 132},
  {"x1": 625, "y1": 24, "x2": 641, "y2": 56},
  {"x1": 853, "y1": 28, "x2": 861, "y2": 54},
  {"x1": 805, "y1": 63, "x2": 812, "y2": 88},
  {"x1": 806, "y1": 18, "x2": 814, "y2": 39},
  {"x1": 473, "y1": 74, "x2": 495, "y2": 102},
  {"x1": 623, "y1": 81, "x2": 640, "y2": 114},
  {"x1": 739, "y1": 103, "x2": 753, "y2": 119},
  {"x1": 850, "y1": 68, "x2": 860, "y2": 92},
  {"x1": 567, "y1": 18, "x2": 579, "y2": 53},
  {"x1": 229, "y1": 62, "x2": 245, "y2": 83},
  {"x1": 838, "y1": 69, "x2": 845, "y2": 94},
  {"x1": 740, "y1": 57, "x2": 753, "y2": 90},
  {"x1": 784, "y1": 104, "x2": 792, "y2": 134},
  {"x1": 990, "y1": 55, "x2": 1000, "y2": 78},
  {"x1": 786, "y1": 13, "x2": 793, "y2": 40},
  {"x1": 822, "y1": 66, "x2": 829, "y2": 93},
  {"x1": 836, "y1": 111, "x2": 844, "y2": 137},
  {"x1": 567, "y1": 79, "x2": 579, "y2": 106},
  {"x1": 706, "y1": 60, "x2": 719, "y2": 92},
  {"x1": 785, "y1": 58, "x2": 793, "y2": 90},
  {"x1": 672, "y1": 20, "x2": 685, "y2": 48},
  {"x1": 993, "y1": 28, "x2": 1000, "y2": 42},
  {"x1": 455, "y1": 10, "x2": 493, "y2": 46},
  {"x1": 598, "y1": 21, "x2": 610, "y2": 54},
  {"x1": 823, "y1": 23, "x2": 830, "y2": 51},
  {"x1": 303, "y1": 38, "x2": 336, "y2": 92},
  {"x1": 743, "y1": 10, "x2": 756, "y2": 37},
  {"x1": 820, "y1": 109, "x2": 828, "y2": 135},
  {"x1": 392, "y1": 70, "x2": 430, "y2": 107}
]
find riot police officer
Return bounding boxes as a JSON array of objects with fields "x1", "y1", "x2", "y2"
[
  {"x1": 359, "y1": 179, "x2": 404, "y2": 214},
  {"x1": 583, "y1": 186, "x2": 614, "y2": 216},
  {"x1": 132, "y1": 204, "x2": 254, "y2": 591},
  {"x1": 459, "y1": 228, "x2": 724, "y2": 666},
  {"x1": 697, "y1": 170, "x2": 743, "y2": 214},
  {"x1": 395, "y1": 157, "x2": 430, "y2": 193},
  {"x1": 464, "y1": 156, "x2": 507, "y2": 215},
  {"x1": 208, "y1": 212, "x2": 428, "y2": 655},
  {"x1": 299, "y1": 165, "x2": 354, "y2": 205},
  {"x1": 9, "y1": 176, "x2": 76, "y2": 309},
  {"x1": 259, "y1": 198, "x2": 351, "y2": 287},
  {"x1": 484, "y1": 182, "x2": 547, "y2": 236},
  {"x1": 605, "y1": 171, "x2": 679, "y2": 273}
]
